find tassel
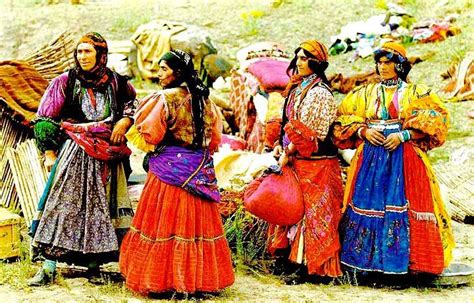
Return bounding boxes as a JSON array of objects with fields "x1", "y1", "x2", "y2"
[{"x1": 410, "y1": 210, "x2": 437, "y2": 222}]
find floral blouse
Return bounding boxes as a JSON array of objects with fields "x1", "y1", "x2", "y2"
[{"x1": 283, "y1": 76, "x2": 338, "y2": 157}]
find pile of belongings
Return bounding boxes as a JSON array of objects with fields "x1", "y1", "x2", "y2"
[
  {"x1": 329, "y1": 4, "x2": 461, "y2": 62},
  {"x1": 440, "y1": 51, "x2": 474, "y2": 102},
  {"x1": 329, "y1": 4, "x2": 414, "y2": 61},
  {"x1": 411, "y1": 15, "x2": 461, "y2": 44},
  {"x1": 213, "y1": 144, "x2": 277, "y2": 216},
  {"x1": 229, "y1": 42, "x2": 290, "y2": 152},
  {"x1": 327, "y1": 51, "x2": 435, "y2": 94},
  {"x1": 128, "y1": 20, "x2": 231, "y2": 86}
]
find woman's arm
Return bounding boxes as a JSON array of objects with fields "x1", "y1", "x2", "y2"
[{"x1": 134, "y1": 92, "x2": 169, "y2": 145}]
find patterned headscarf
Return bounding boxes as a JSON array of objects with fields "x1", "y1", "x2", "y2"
[
  {"x1": 299, "y1": 40, "x2": 329, "y2": 63},
  {"x1": 74, "y1": 32, "x2": 111, "y2": 88},
  {"x1": 282, "y1": 39, "x2": 330, "y2": 97},
  {"x1": 159, "y1": 49, "x2": 209, "y2": 98}
]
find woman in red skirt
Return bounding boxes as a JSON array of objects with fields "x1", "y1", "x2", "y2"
[
  {"x1": 268, "y1": 40, "x2": 343, "y2": 279},
  {"x1": 119, "y1": 49, "x2": 234, "y2": 295}
]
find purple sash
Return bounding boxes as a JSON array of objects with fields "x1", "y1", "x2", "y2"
[{"x1": 148, "y1": 146, "x2": 220, "y2": 202}]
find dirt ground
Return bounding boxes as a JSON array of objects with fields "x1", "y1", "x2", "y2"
[
  {"x1": 0, "y1": 220, "x2": 473, "y2": 302},
  {"x1": 1, "y1": 0, "x2": 473, "y2": 302}
]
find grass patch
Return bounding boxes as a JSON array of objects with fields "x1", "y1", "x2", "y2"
[{"x1": 0, "y1": 260, "x2": 37, "y2": 290}]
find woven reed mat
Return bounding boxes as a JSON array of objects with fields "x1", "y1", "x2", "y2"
[{"x1": 434, "y1": 162, "x2": 474, "y2": 223}]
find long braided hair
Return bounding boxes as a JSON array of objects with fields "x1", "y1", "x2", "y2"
[{"x1": 159, "y1": 49, "x2": 209, "y2": 148}]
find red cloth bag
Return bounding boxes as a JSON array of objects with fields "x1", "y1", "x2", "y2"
[{"x1": 244, "y1": 166, "x2": 304, "y2": 225}]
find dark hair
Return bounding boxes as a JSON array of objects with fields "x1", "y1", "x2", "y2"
[
  {"x1": 286, "y1": 48, "x2": 329, "y2": 85},
  {"x1": 374, "y1": 50, "x2": 411, "y2": 82},
  {"x1": 159, "y1": 50, "x2": 209, "y2": 148}
]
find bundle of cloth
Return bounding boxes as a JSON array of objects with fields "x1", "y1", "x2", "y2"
[
  {"x1": 328, "y1": 4, "x2": 414, "y2": 60},
  {"x1": 213, "y1": 145, "x2": 277, "y2": 216},
  {"x1": 328, "y1": 4, "x2": 461, "y2": 61},
  {"x1": 229, "y1": 42, "x2": 289, "y2": 152},
  {"x1": 412, "y1": 15, "x2": 461, "y2": 44},
  {"x1": 131, "y1": 20, "x2": 221, "y2": 82}
]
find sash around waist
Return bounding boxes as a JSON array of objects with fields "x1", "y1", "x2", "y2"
[{"x1": 147, "y1": 145, "x2": 220, "y2": 202}]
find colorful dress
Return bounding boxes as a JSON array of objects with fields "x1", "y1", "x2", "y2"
[
  {"x1": 119, "y1": 86, "x2": 235, "y2": 294},
  {"x1": 31, "y1": 70, "x2": 136, "y2": 265},
  {"x1": 268, "y1": 75, "x2": 343, "y2": 277},
  {"x1": 333, "y1": 80, "x2": 455, "y2": 274}
]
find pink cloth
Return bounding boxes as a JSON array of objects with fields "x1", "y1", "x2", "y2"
[
  {"x1": 220, "y1": 134, "x2": 247, "y2": 150},
  {"x1": 247, "y1": 59, "x2": 290, "y2": 92},
  {"x1": 61, "y1": 121, "x2": 132, "y2": 161}
]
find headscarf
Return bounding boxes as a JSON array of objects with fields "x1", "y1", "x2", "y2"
[
  {"x1": 74, "y1": 32, "x2": 111, "y2": 89},
  {"x1": 158, "y1": 49, "x2": 209, "y2": 97},
  {"x1": 373, "y1": 41, "x2": 411, "y2": 81},
  {"x1": 378, "y1": 41, "x2": 407, "y2": 58},
  {"x1": 282, "y1": 39, "x2": 329, "y2": 97},
  {"x1": 374, "y1": 41, "x2": 408, "y2": 63},
  {"x1": 299, "y1": 40, "x2": 329, "y2": 63},
  {"x1": 159, "y1": 49, "x2": 209, "y2": 148}
]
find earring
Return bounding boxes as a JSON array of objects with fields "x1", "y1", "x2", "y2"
[{"x1": 395, "y1": 63, "x2": 404, "y2": 73}]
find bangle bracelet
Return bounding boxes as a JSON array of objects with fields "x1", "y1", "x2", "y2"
[
  {"x1": 397, "y1": 130, "x2": 411, "y2": 143},
  {"x1": 358, "y1": 127, "x2": 368, "y2": 139},
  {"x1": 398, "y1": 131, "x2": 405, "y2": 142},
  {"x1": 402, "y1": 130, "x2": 411, "y2": 142}
]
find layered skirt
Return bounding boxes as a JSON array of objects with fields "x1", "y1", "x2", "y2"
[
  {"x1": 32, "y1": 140, "x2": 133, "y2": 265},
  {"x1": 340, "y1": 120, "x2": 454, "y2": 274},
  {"x1": 119, "y1": 172, "x2": 235, "y2": 294}
]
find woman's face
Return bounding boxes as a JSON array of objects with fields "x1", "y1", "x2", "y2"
[
  {"x1": 296, "y1": 49, "x2": 313, "y2": 77},
  {"x1": 157, "y1": 61, "x2": 177, "y2": 88},
  {"x1": 76, "y1": 43, "x2": 97, "y2": 72},
  {"x1": 377, "y1": 56, "x2": 397, "y2": 80}
]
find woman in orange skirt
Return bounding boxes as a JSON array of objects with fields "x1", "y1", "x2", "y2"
[{"x1": 119, "y1": 49, "x2": 234, "y2": 295}]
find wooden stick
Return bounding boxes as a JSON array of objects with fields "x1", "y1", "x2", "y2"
[{"x1": 6, "y1": 148, "x2": 31, "y2": 221}]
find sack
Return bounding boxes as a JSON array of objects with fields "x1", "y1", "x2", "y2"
[{"x1": 244, "y1": 165, "x2": 304, "y2": 225}]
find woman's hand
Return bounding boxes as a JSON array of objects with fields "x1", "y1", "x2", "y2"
[
  {"x1": 273, "y1": 145, "x2": 283, "y2": 158},
  {"x1": 364, "y1": 129, "x2": 385, "y2": 146},
  {"x1": 44, "y1": 150, "x2": 57, "y2": 172},
  {"x1": 111, "y1": 117, "x2": 133, "y2": 145},
  {"x1": 278, "y1": 151, "x2": 289, "y2": 168},
  {"x1": 383, "y1": 133, "x2": 402, "y2": 151}
]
